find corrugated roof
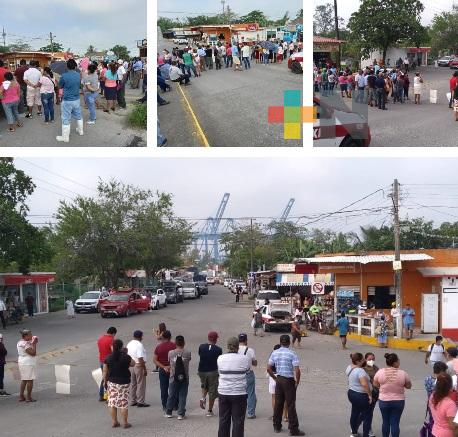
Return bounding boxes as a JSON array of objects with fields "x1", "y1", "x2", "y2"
[
  {"x1": 313, "y1": 36, "x2": 345, "y2": 44},
  {"x1": 297, "y1": 254, "x2": 433, "y2": 264},
  {"x1": 417, "y1": 267, "x2": 458, "y2": 277}
]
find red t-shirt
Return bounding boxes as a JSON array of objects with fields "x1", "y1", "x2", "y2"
[
  {"x1": 14, "y1": 66, "x2": 29, "y2": 86},
  {"x1": 450, "y1": 76, "x2": 458, "y2": 92},
  {"x1": 154, "y1": 341, "x2": 176, "y2": 366},
  {"x1": 97, "y1": 334, "x2": 113, "y2": 363},
  {"x1": 0, "y1": 67, "x2": 8, "y2": 84}
]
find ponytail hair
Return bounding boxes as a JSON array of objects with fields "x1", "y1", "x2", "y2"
[
  {"x1": 350, "y1": 352, "x2": 363, "y2": 365},
  {"x1": 431, "y1": 374, "x2": 453, "y2": 407},
  {"x1": 384, "y1": 353, "x2": 399, "y2": 367}
]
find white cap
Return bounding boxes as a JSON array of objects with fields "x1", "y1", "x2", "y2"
[
  {"x1": 118, "y1": 59, "x2": 124, "y2": 65},
  {"x1": 0, "y1": 333, "x2": 3, "y2": 339}
]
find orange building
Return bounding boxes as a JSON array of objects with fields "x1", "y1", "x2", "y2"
[
  {"x1": 295, "y1": 249, "x2": 458, "y2": 340},
  {"x1": 0, "y1": 51, "x2": 70, "y2": 69}
]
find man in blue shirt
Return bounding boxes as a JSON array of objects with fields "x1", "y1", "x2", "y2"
[
  {"x1": 375, "y1": 72, "x2": 387, "y2": 110},
  {"x1": 267, "y1": 335, "x2": 305, "y2": 436},
  {"x1": 197, "y1": 46, "x2": 206, "y2": 72},
  {"x1": 402, "y1": 304, "x2": 415, "y2": 340},
  {"x1": 336, "y1": 312, "x2": 350, "y2": 349},
  {"x1": 131, "y1": 58, "x2": 143, "y2": 89},
  {"x1": 56, "y1": 59, "x2": 83, "y2": 143}
]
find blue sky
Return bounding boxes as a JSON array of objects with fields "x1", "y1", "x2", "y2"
[
  {"x1": 157, "y1": 0, "x2": 303, "y2": 22},
  {"x1": 2, "y1": 0, "x2": 146, "y2": 56}
]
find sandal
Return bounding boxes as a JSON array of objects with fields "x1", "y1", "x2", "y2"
[
  {"x1": 26, "y1": 398, "x2": 36, "y2": 402},
  {"x1": 123, "y1": 423, "x2": 132, "y2": 429},
  {"x1": 8, "y1": 128, "x2": 15, "y2": 132},
  {"x1": 112, "y1": 422, "x2": 120, "y2": 428},
  {"x1": 19, "y1": 397, "x2": 26, "y2": 402}
]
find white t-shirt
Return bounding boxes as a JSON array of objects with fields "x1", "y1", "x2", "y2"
[
  {"x1": 429, "y1": 343, "x2": 445, "y2": 363},
  {"x1": 217, "y1": 353, "x2": 250, "y2": 396},
  {"x1": 23, "y1": 68, "x2": 42, "y2": 86},
  {"x1": 126, "y1": 339, "x2": 146, "y2": 364},
  {"x1": 117, "y1": 65, "x2": 126, "y2": 81},
  {"x1": 241, "y1": 45, "x2": 250, "y2": 58},
  {"x1": 238, "y1": 345, "x2": 256, "y2": 370},
  {"x1": 0, "y1": 300, "x2": 6, "y2": 311},
  {"x1": 17, "y1": 340, "x2": 37, "y2": 366},
  {"x1": 278, "y1": 47, "x2": 284, "y2": 55}
]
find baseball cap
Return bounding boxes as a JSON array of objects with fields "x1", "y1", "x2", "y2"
[
  {"x1": 208, "y1": 331, "x2": 218, "y2": 341},
  {"x1": 118, "y1": 59, "x2": 124, "y2": 65},
  {"x1": 133, "y1": 330, "x2": 143, "y2": 339},
  {"x1": 238, "y1": 333, "x2": 247, "y2": 342},
  {"x1": 227, "y1": 336, "x2": 239, "y2": 350}
]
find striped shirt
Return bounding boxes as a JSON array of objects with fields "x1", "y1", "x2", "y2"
[
  {"x1": 217, "y1": 352, "x2": 251, "y2": 396},
  {"x1": 268, "y1": 346, "x2": 299, "y2": 379}
]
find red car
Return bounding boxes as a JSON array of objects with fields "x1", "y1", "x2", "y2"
[
  {"x1": 99, "y1": 289, "x2": 151, "y2": 318},
  {"x1": 450, "y1": 57, "x2": 458, "y2": 69},
  {"x1": 288, "y1": 52, "x2": 303, "y2": 74}
]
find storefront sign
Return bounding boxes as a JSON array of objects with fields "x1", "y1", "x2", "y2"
[
  {"x1": 319, "y1": 264, "x2": 356, "y2": 273},
  {"x1": 393, "y1": 261, "x2": 402, "y2": 271},
  {"x1": 246, "y1": 24, "x2": 259, "y2": 31},
  {"x1": 295, "y1": 263, "x2": 319, "y2": 274},
  {"x1": 275, "y1": 263, "x2": 296, "y2": 272},
  {"x1": 313, "y1": 43, "x2": 340, "y2": 53}
]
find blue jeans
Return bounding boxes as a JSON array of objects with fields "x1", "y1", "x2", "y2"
[
  {"x1": 166, "y1": 380, "x2": 189, "y2": 416},
  {"x1": 185, "y1": 64, "x2": 198, "y2": 77},
  {"x1": 61, "y1": 99, "x2": 82, "y2": 125},
  {"x1": 84, "y1": 91, "x2": 97, "y2": 121},
  {"x1": 379, "y1": 399, "x2": 405, "y2": 437},
  {"x1": 40, "y1": 92, "x2": 55, "y2": 122},
  {"x1": 159, "y1": 368, "x2": 170, "y2": 410},
  {"x1": 242, "y1": 57, "x2": 251, "y2": 69},
  {"x1": 99, "y1": 364, "x2": 104, "y2": 398},
  {"x1": 246, "y1": 370, "x2": 256, "y2": 417},
  {"x1": 348, "y1": 390, "x2": 371, "y2": 437},
  {"x1": 2, "y1": 101, "x2": 20, "y2": 125},
  {"x1": 157, "y1": 75, "x2": 169, "y2": 92},
  {"x1": 263, "y1": 54, "x2": 269, "y2": 64}
]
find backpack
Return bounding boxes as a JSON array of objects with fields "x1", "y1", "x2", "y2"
[
  {"x1": 429, "y1": 343, "x2": 445, "y2": 354},
  {"x1": 174, "y1": 354, "x2": 186, "y2": 383},
  {"x1": 419, "y1": 406, "x2": 433, "y2": 437}
]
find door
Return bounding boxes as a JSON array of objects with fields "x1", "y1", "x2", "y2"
[
  {"x1": 442, "y1": 288, "x2": 458, "y2": 340},
  {"x1": 22, "y1": 283, "x2": 38, "y2": 313}
]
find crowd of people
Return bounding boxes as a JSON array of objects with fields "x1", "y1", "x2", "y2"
[
  {"x1": 0, "y1": 56, "x2": 147, "y2": 142},
  {"x1": 314, "y1": 59, "x2": 458, "y2": 122}
]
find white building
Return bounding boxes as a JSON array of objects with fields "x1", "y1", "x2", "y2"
[{"x1": 361, "y1": 46, "x2": 431, "y2": 69}]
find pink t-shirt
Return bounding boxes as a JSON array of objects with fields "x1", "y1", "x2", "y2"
[
  {"x1": 40, "y1": 76, "x2": 55, "y2": 94},
  {"x1": 429, "y1": 396, "x2": 458, "y2": 437},
  {"x1": 374, "y1": 367, "x2": 411, "y2": 401},
  {"x1": 0, "y1": 82, "x2": 20, "y2": 104},
  {"x1": 339, "y1": 75, "x2": 347, "y2": 85}
]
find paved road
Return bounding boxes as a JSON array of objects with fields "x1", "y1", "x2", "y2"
[
  {"x1": 315, "y1": 67, "x2": 457, "y2": 147},
  {"x1": 1, "y1": 286, "x2": 431, "y2": 436},
  {"x1": 158, "y1": 45, "x2": 303, "y2": 147},
  {"x1": 0, "y1": 87, "x2": 146, "y2": 147}
]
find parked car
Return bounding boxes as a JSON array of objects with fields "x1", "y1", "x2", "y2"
[
  {"x1": 254, "y1": 290, "x2": 282, "y2": 308},
  {"x1": 234, "y1": 282, "x2": 247, "y2": 294},
  {"x1": 173, "y1": 38, "x2": 188, "y2": 45},
  {"x1": 313, "y1": 97, "x2": 371, "y2": 147},
  {"x1": 288, "y1": 52, "x2": 303, "y2": 74},
  {"x1": 99, "y1": 290, "x2": 151, "y2": 318},
  {"x1": 150, "y1": 288, "x2": 167, "y2": 310},
  {"x1": 195, "y1": 280, "x2": 208, "y2": 296},
  {"x1": 206, "y1": 277, "x2": 215, "y2": 285},
  {"x1": 450, "y1": 57, "x2": 458, "y2": 69},
  {"x1": 257, "y1": 303, "x2": 294, "y2": 332},
  {"x1": 438, "y1": 56, "x2": 454, "y2": 67},
  {"x1": 74, "y1": 290, "x2": 109, "y2": 313},
  {"x1": 159, "y1": 280, "x2": 181, "y2": 304},
  {"x1": 223, "y1": 279, "x2": 230, "y2": 287},
  {"x1": 181, "y1": 282, "x2": 199, "y2": 299}
]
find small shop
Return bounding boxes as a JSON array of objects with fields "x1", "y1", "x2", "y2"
[
  {"x1": 0, "y1": 51, "x2": 69, "y2": 69},
  {"x1": 190, "y1": 23, "x2": 267, "y2": 45},
  {"x1": 361, "y1": 47, "x2": 431, "y2": 69},
  {"x1": 313, "y1": 36, "x2": 345, "y2": 68},
  {"x1": 295, "y1": 249, "x2": 458, "y2": 340},
  {"x1": 0, "y1": 273, "x2": 55, "y2": 314}
]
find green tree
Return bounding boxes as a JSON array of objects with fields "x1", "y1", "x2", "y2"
[
  {"x1": 239, "y1": 10, "x2": 269, "y2": 27},
  {"x1": 314, "y1": 3, "x2": 337, "y2": 35},
  {"x1": 297, "y1": 9, "x2": 303, "y2": 18},
  {"x1": 85, "y1": 45, "x2": 97, "y2": 57},
  {"x1": 157, "y1": 17, "x2": 182, "y2": 32},
  {"x1": 40, "y1": 42, "x2": 65, "y2": 52},
  {"x1": 110, "y1": 45, "x2": 130, "y2": 61},
  {"x1": 429, "y1": 5, "x2": 458, "y2": 56},
  {"x1": 275, "y1": 12, "x2": 290, "y2": 26},
  {"x1": 9, "y1": 40, "x2": 32, "y2": 51},
  {"x1": 347, "y1": 0, "x2": 427, "y2": 61}
]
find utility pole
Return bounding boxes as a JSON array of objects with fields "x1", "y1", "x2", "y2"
[
  {"x1": 2, "y1": 27, "x2": 6, "y2": 47},
  {"x1": 392, "y1": 179, "x2": 403, "y2": 338},
  {"x1": 221, "y1": 0, "x2": 226, "y2": 15},
  {"x1": 333, "y1": 0, "x2": 341, "y2": 68},
  {"x1": 49, "y1": 32, "x2": 55, "y2": 51},
  {"x1": 250, "y1": 218, "x2": 254, "y2": 294}
]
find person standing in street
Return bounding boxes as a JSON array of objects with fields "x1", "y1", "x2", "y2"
[
  {"x1": 363, "y1": 353, "x2": 379, "y2": 437},
  {"x1": 0, "y1": 297, "x2": 6, "y2": 329},
  {"x1": 267, "y1": 334, "x2": 305, "y2": 436},
  {"x1": 23, "y1": 60, "x2": 42, "y2": 119},
  {"x1": 291, "y1": 317, "x2": 302, "y2": 348},
  {"x1": 103, "y1": 339, "x2": 135, "y2": 429},
  {"x1": 425, "y1": 336, "x2": 447, "y2": 369},
  {"x1": 238, "y1": 333, "x2": 257, "y2": 419},
  {"x1": 198, "y1": 331, "x2": 222, "y2": 417},
  {"x1": 373, "y1": 353, "x2": 412, "y2": 437},
  {"x1": 449, "y1": 71, "x2": 458, "y2": 109},
  {"x1": 402, "y1": 304, "x2": 415, "y2": 340},
  {"x1": 232, "y1": 44, "x2": 242, "y2": 72},
  {"x1": 25, "y1": 293, "x2": 35, "y2": 317},
  {"x1": 38, "y1": 67, "x2": 56, "y2": 124},
  {"x1": 414, "y1": 72, "x2": 424, "y2": 105},
  {"x1": 217, "y1": 336, "x2": 251, "y2": 437},
  {"x1": 390, "y1": 302, "x2": 401, "y2": 337},
  {"x1": 241, "y1": 44, "x2": 251, "y2": 70},
  {"x1": 446, "y1": 347, "x2": 458, "y2": 376},
  {"x1": 17, "y1": 329, "x2": 38, "y2": 402},
  {"x1": 97, "y1": 327, "x2": 117, "y2": 401},
  {"x1": 131, "y1": 58, "x2": 143, "y2": 89},
  {"x1": 429, "y1": 374, "x2": 458, "y2": 437},
  {"x1": 153, "y1": 330, "x2": 176, "y2": 412},
  {"x1": 164, "y1": 335, "x2": 191, "y2": 420},
  {"x1": 252, "y1": 308, "x2": 263, "y2": 337},
  {"x1": 14, "y1": 59, "x2": 28, "y2": 113},
  {"x1": 346, "y1": 352, "x2": 373, "y2": 437},
  {"x1": 336, "y1": 311, "x2": 350, "y2": 349},
  {"x1": 0, "y1": 333, "x2": 10, "y2": 395},
  {"x1": 82, "y1": 64, "x2": 99, "y2": 125},
  {"x1": 116, "y1": 60, "x2": 127, "y2": 110},
  {"x1": 126, "y1": 330, "x2": 149, "y2": 408},
  {"x1": 375, "y1": 72, "x2": 387, "y2": 110}
]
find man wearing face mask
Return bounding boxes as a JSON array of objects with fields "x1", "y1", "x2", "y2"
[{"x1": 362, "y1": 353, "x2": 379, "y2": 437}]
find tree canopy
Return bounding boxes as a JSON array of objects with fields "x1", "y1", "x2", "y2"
[
  {"x1": 429, "y1": 5, "x2": 458, "y2": 56},
  {"x1": 40, "y1": 42, "x2": 65, "y2": 52},
  {"x1": 110, "y1": 45, "x2": 130, "y2": 60}
]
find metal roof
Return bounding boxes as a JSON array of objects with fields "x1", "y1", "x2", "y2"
[
  {"x1": 417, "y1": 267, "x2": 458, "y2": 277},
  {"x1": 313, "y1": 36, "x2": 346, "y2": 44},
  {"x1": 297, "y1": 254, "x2": 433, "y2": 265}
]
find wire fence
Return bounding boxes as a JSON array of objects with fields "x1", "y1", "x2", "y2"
[{"x1": 47, "y1": 283, "x2": 102, "y2": 312}]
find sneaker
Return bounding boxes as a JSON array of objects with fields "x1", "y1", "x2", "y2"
[
  {"x1": 87, "y1": 120, "x2": 96, "y2": 125},
  {"x1": 350, "y1": 434, "x2": 358, "y2": 437},
  {"x1": 37, "y1": 112, "x2": 42, "y2": 116},
  {"x1": 200, "y1": 398, "x2": 206, "y2": 410},
  {"x1": 137, "y1": 403, "x2": 150, "y2": 407},
  {"x1": 177, "y1": 415, "x2": 184, "y2": 420},
  {"x1": 247, "y1": 415, "x2": 256, "y2": 419},
  {"x1": 25, "y1": 114, "x2": 33, "y2": 119},
  {"x1": 369, "y1": 432, "x2": 376, "y2": 437},
  {"x1": 289, "y1": 431, "x2": 305, "y2": 436},
  {"x1": 164, "y1": 413, "x2": 173, "y2": 418},
  {"x1": 206, "y1": 411, "x2": 214, "y2": 417}
]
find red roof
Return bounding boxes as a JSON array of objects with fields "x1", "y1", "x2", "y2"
[
  {"x1": 0, "y1": 273, "x2": 55, "y2": 286},
  {"x1": 314, "y1": 36, "x2": 345, "y2": 44}
]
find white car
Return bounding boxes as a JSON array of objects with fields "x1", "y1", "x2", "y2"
[
  {"x1": 173, "y1": 38, "x2": 188, "y2": 45},
  {"x1": 150, "y1": 289, "x2": 167, "y2": 310},
  {"x1": 438, "y1": 56, "x2": 453, "y2": 67},
  {"x1": 223, "y1": 279, "x2": 230, "y2": 287},
  {"x1": 257, "y1": 303, "x2": 294, "y2": 332},
  {"x1": 254, "y1": 290, "x2": 282, "y2": 308},
  {"x1": 74, "y1": 290, "x2": 109, "y2": 313},
  {"x1": 288, "y1": 51, "x2": 303, "y2": 74},
  {"x1": 181, "y1": 282, "x2": 198, "y2": 299},
  {"x1": 313, "y1": 97, "x2": 371, "y2": 147}
]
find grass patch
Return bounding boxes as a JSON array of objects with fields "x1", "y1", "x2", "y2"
[{"x1": 127, "y1": 103, "x2": 147, "y2": 129}]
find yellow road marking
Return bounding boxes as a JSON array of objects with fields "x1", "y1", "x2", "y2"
[{"x1": 178, "y1": 84, "x2": 211, "y2": 147}]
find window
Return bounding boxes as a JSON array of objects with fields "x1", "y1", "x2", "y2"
[{"x1": 367, "y1": 286, "x2": 395, "y2": 309}]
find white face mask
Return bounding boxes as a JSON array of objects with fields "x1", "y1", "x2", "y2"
[{"x1": 366, "y1": 360, "x2": 375, "y2": 367}]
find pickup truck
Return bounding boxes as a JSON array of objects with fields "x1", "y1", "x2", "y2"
[{"x1": 256, "y1": 303, "x2": 293, "y2": 332}]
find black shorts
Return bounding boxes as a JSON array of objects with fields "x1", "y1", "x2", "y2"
[
  {"x1": 292, "y1": 332, "x2": 301, "y2": 341},
  {"x1": 339, "y1": 334, "x2": 347, "y2": 338}
]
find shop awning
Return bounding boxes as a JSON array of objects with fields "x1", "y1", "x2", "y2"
[
  {"x1": 296, "y1": 253, "x2": 433, "y2": 265},
  {"x1": 276, "y1": 273, "x2": 334, "y2": 286},
  {"x1": 0, "y1": 273, "x2": 56, "y2": 286},
  {"x1": 418, "y1": 267, "x2": 458, "y2": 277}
]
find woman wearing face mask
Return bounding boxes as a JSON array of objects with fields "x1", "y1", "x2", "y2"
[
  {"x1": 373, "y1": 353, "x2": 412, "y2": 437},
  {"x1": 363, "y1": 353, "x2": 379, "y2": 437},
  {"x1": 377, "y1": 315, "x2": 388, "y2": 348},
  {"x1": 346, "y1": 352, "x2": 373, "y2": 437}
]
